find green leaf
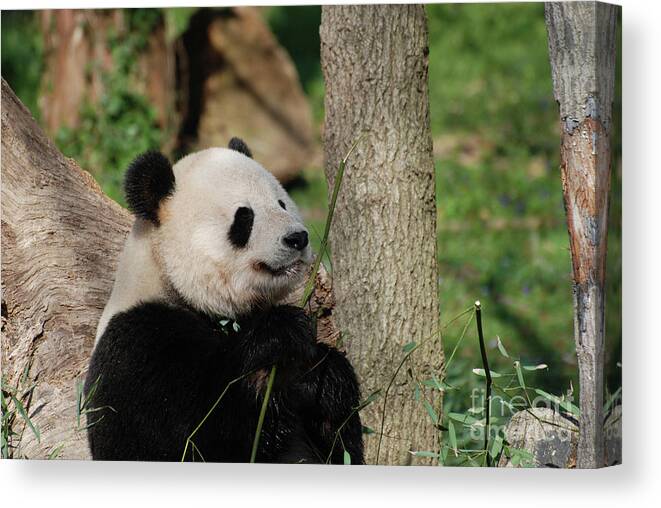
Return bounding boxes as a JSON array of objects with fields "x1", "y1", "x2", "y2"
[
  {"x1": 362, "y1": 390, "x2": 381, "y2": 405},
  {"x1": 10, "y1": 394, "x2": 39, "y2": 442},
  {"x1": 410, "y1": 450, "x2": 439, "y2": 458},
  {"x1": 490, "y1": 435, "x2": 503, "y2": 459},
  {"x1": 48, "y1": 444, "x2": 65, "y2": 460},
  {"x1": 510, "y1": 447, "x2": 535, "y2": 467},
  {"x1": 604, "y1": 387, "x2": 622, "y2": 413},
  {"x1": 402, "y1": 341, "x2": 417, "y2": 353},
  {"x1": 355, "y1": 390, "x2": 381, "y2": 412},
  {"x1": 496, "y1": 336, "x2": 509, "y2": 358},
  {"x1": 472, "y1": 368, "x2": 503, "y2": 378},
  {"x1": 448, "y1": 412, "x2": 478, "y2": 425},
  {"x1": 514, "y1": 361, "x2": 527, "y2": 391},
  {"x1": 522, "y1": 364, "x2": 548, "y2": 371},
  {"x1": 534, "y1": 388, "x2": 580, "y2": 417},
  {"x1": 440, "y1": 445, "x2": 449, "y2": 464},
  {"x1": 448, "y1": 420, "x2": 458, "y2": 453},
  {"x1": 361, "y1": 425, "x2": 375, "y2": 435},
  {"x1": 422, "y1": 400, "x2": 439, "y2": 424},
  {"x1": 421, "y1": 377, "x2": 452, "y2": 391},
  {"x1": 343, "y1": 450, "x2": 351, "y2": 465}
]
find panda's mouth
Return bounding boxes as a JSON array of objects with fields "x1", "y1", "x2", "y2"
[{"x1": 256, "y1": 260, "x2": 304, "y2": 277}]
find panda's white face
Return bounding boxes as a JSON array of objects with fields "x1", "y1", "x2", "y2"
[{"x1": 154, "y1": 148, "x2": 313, "y2": 318}]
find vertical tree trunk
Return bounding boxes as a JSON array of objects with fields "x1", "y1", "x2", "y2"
[
  {"x1": 320, "y1": 4, "x2": 442, "y2": 465},
  {"x1": 545, "y1": 1, "x2": 618, "y2": 469},
  {"x1": 39, "y1": 10, "x2": 176, "y2": 141}
]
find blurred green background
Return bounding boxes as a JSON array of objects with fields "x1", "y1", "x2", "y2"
[{"x1": 1, "y1": 4, "x2": 621, "y2": 412}]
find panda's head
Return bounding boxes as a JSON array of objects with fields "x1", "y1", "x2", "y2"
[{"x1": 124, "y1": 138, "x2": 313, "y2": 319}]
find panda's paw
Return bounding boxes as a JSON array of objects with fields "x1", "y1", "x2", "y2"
[{"x1": 240, "y1": 305, "x2": 317, "y2": 372}]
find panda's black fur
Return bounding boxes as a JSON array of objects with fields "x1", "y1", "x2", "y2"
[
  {"x1": 228, "y1": 206, "x2": 255, "y2": 248},
  {"x1": 86, "y1": 303, "x2": 363, "y2": 463},
  {"x1": 85, "y1": 139, "x2": 364, "y2": 464},
  {"x1": 228, "y1": 136, "x2": 253, "y2": 158},
  {"x1": 123, "y1": 151, "x2": 175, "y2": 225}
]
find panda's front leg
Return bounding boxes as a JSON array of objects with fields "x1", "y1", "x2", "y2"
[
  {"x1": 292, "y1": 343, "x2": 365, "y2": 465},
  {"x1": 232, "y1": 305, "x2": 319, "y2": 386},
  {"x1": 228, "y1": 305, "x2": 324, "y2": 462},
  {"x1": 232, "y1": 305, "x2": 364, "y2": 464}
]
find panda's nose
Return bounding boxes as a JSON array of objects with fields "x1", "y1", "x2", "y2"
[{"x1": 283, "y1": 230, "x2": 308, "y2": 251}]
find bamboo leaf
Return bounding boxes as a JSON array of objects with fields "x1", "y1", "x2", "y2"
[
  {"x1": 490, "y1": 435, "x2": 503, "y2": 459},
  {"x1": 514, "y1": 361, "x2": 526, "y2": 391},
  {"x1": 422, "y1": 399, "x2": 438, "y2": 424},
  {"x1": 522, "y1": 364, "x2": 548, "y2": 371},
  {"x1": 47, "y1": 444, "x2": 65, "y2": 460},
  {"x1": 448, "y1": 420, "x2": 458, "y2": 454},
  {"x1": 402, "y1": 341, "x2": 417, "y2": 353},
  {"x1": 534, "y1": 388, "x2": 580, "y2": 417},
  {"x1": 440, "y1": 445, "x2": 449, "y2": 464},
  {"x1": 472, "y1": 368, "x2": 502, "y2": 378},
  {"x1": 409, "y1": 450, "x2": 439, "y2": 458},
  {"x1": 496, "y1": 336, "x2": 509, "y2": 358},
  {"x1": 10, "y1": 394, "x2": 39, "y2": 442},
  {"x1": 448, "y1": 412, "x2": 478, "y2": 425}
]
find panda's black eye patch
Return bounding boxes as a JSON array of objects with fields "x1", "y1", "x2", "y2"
[
  {"x1": 278, "y1": 200, "x2": 286, "y2": 210},
  {"x1": 228, "y1": 207, "x2": 254, "y2": 248}
]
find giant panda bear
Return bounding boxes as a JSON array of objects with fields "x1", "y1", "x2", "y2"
[{"x1": 85, "y1": 138, "x2": 364, "y2": 464}]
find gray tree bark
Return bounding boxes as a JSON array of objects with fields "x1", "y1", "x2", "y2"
[
  {"x1": 320, "y1": 4, "x2": 443, "y2": 465},
  {"x1": 545, "y1": 1, "x2": 619, "y2": 469},
  {"x1": 1, "y1": 78, "x2": 131, "y2": 459}
]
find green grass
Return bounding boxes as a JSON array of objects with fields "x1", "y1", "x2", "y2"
[{"x1": 1, "y1": 368, "x2": 40, "y2": 459}]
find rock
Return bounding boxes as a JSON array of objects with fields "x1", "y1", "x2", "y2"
[
  {"x1": 499, "y1": 407, "x2": 579, "y2": 468},
  {"x1": 499, "y1": 405, "x2": 622, "y2": 468}
]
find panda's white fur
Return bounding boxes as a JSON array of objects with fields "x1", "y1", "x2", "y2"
[{"x1": 96, "y1": 147, "x2": 312, "y2": 342}]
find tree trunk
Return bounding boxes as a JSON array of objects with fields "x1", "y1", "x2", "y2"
[
  {"x1": 39, "y1": 9, "x2": 176, "y2": 138},
  {"x1": 38, "y1": 7, "x2": 314, "y2": 184},
  {"x1": 1, "y1": 78, "x2": 335, "y2": 459},
  {"x1": 320, "y1": 4, "x2": 442, "y2": 465},
  {"x1": 545, "y1": 1, "x2": 619, "y2": 469},
  {"x1": 1, "y1": 78, "x2": 131, "y2": 459}
]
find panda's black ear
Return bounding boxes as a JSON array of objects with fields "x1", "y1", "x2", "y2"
[
  {"x1": 228, "y1": 137, "x2": 252, "y2": 158},
  {"x1": 124, "y1": 151, "x2": 175, "y2": 226}
]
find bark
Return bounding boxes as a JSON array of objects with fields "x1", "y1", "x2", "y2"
[
  {"x1": 320, "y1": 4, "x2": 442, "y2": 465},
  {"x1": 1, "y1": 78, "x2": 131, "y2": 459},
  {"x1": 1, "y1": 79, "x2": 335, "y2": 459},
  {"x1": 38, "y1": 7, "x2": 315, "y2": 183},
  {"x1": 545, "y1": 1, "x2": 619, "y2": 468},
  {"x1": 39, "y1": 10, "x2": 176, "y2": 137}
]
